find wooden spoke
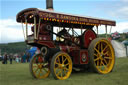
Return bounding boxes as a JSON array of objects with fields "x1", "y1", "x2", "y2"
[
  {"x1": 38, "y1": 70, "x2": 41, "y2": 77},
  {"x1": 101, "y1": 60, "x2": 107, "y2": 70},
  {"x1": 102, "y1": 45, "x2": 108, "y2": 53},
  {"x1": 39, "y1": 69, "x2": 43, "y2": 74},
  {"x1": 94, "y1": 53, "x2": 98, "y2": 57},
  {"x1": 104, "y1": 51, "x2": 109, "y2": 55},
  {"x1": 64, "y1": 70, "x2": 67, "y2": 75},
  {"x1": 97, "y1": 60, "x2": 100, "y2": 66},
  {"x1": 94, "y1": 57, "x2": 100, "y2": 61},
  {"x1": 56, "y1": 70, "x2": 62, "y2": 76},
  {"x1": 103, "y1": 58, "x2": 108, "y2": 65},
  {"x1": 65, "y1": 63, "x2": 69, "y2": 66},
  {"x1": 43, "y1": 68, "x2": 48, "y2": 73},
  {"x1": 63, "y1": 58, "x2": 67, "y2": 64},
  {"x1": 94, "y1": 48, "x2": 100, "y2": 54},
  {"x1": 104, "y1": 57, "x2": 112, "y2": 59},
  {"x1": 60, "y1": 70, "x2": 63, "y2": 77},
  {"x1": 64, "y1": 67, "x2": 69, "y2": 71},
  {"x1": 55, "y1": 66, "x2": 60, "y2": 70},
  {"x1": 55, "y1": 62, "x2": 60, "y2": 65},
  {"x1": 34, "y1": 68, "x2": 39, "y2": 73},
  {"x1": 33, "y1": 65, "x2": 37, "y2": 68}
]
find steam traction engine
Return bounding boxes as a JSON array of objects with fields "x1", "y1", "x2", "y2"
[{"x1": 16, "y1": 3, "x2": 116, "y2": 80}]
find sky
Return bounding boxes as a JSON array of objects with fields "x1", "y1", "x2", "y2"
[{"x1": 0, "y1": 0, "x2": 128, "y2": 43}]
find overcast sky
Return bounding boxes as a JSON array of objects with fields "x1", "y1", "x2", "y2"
[{"x1": 0, "y1": 0, "x2": 128, "y2": 43}]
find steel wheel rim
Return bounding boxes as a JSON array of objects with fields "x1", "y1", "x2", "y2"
[
  {"x1": 32, "y1": 54, "x2": 50, "y2": 79},
  {"x1": 54, "y1": 53, "x2": 72, "y2": 80},
  {"x1": 94, "y1": 39, "x2": 115, "y2": 74}
]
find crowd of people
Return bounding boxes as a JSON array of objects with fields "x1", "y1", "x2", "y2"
[{"x1": 1, "y1": 53, "x2": 30, "y2": 64}]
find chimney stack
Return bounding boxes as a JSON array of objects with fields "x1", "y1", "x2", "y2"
[{"x1": 46, "y1": 0, "x2": 54, "y2": 10}]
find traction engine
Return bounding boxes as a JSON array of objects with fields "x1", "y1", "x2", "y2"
[{"x1": 16, "y1": 0, "x2": 116, "y2": 80}]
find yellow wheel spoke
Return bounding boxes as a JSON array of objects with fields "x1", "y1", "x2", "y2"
[
  {"x1": 61, "y1": 70, "x2": 63, "y2": 77},
  {"x1": 33, "y1": 65, "x2": 37, "y2": 68},
  {"x1": 55, "y1": 62, "x2": 60, "y2": 65},
  {"x1": 34, "y1": 68, "x2": 39, "y2": 73},
  {"x1": 104, "y1": 57, "x2": 112, "y2": 59},
  {"x1": 65, "y1": 63, "x2": 69, "y2": 66},
  {"x1": 97, "y1": 60, "x2": 100, "y2": 66},
  {"x1": 94, "y1": 57, "x2": 100, "y2": 61},
  {"x1": 64, "y1": 67, "x2": 69, "y2": 71},
  {"x1": 103, "y1": 58, "x2": 108, "y2": 65},
  {"x1": 102, "y1": 45, "x2": 108, "y2": 53},
  {"x1": 56, "y1": 70, "x2": 62, "y2": 76},
  {"x1": 63, "y1": 58, "x2": 67, "y2": 64},
  {"x1": 94, "y1": 53, "x2": 98, "y2": 57},
  {"x1": 94, "y1": 48, "x2": 100, "y2": 54},
  {"x1": 101, "y1": 60, "x2": 107, "y2": 70},
  {"x1": 104, "y1": 51, "x2": 109, "y2": 55},
  {"x1": 55, "y1": 66, "x2": 60, "y2": 70},
  {"x1": 38, "y1": 70, "x2": 41, "y2": 77},
  {"x1": 40, "y1": 69, "x2": 43, "y2": 73},
  {"x1": 43, "y1": 68, "x2": 48, "y2": 73},
  {"x1": 64, "y1": 69, "x2": 67, "y2": 75}
]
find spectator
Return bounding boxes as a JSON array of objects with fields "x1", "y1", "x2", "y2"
[
  {"x1": 22, "y1": 53, "x2": 27, "y2": 63},
  {"x1": 3, "y1": 53, "x2": 8, "y2": 64},
  {"x1": 16, "y1": 55, "x2": 19, "y2": 63},
  {"x1": 9, "y1": 53, "x2": 13, "y2": 64}
]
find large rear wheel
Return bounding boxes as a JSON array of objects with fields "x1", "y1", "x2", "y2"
[
  {"x1": 88, "y1": 38, "x2": 115, "y2": 74},
  {"x1": 29, "y1": 54, "x2": 50, "y2": 79},
  {"x1": 50, "y1": 52, "x2": 72, "y2": 80}
]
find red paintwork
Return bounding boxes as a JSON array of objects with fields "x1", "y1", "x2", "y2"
[
  {"x1": 70, "y1": 50, "x2": 80, "y2": 64},
  {"x1": 59, "y1": 44, "x2": 79, "y2": 53},
  {"x1": 17, "y1": 8, "x2": 116, "y2": 26},
  {"x1": 38, "y1": 35, "x2": 51, "y2": 41},
  {"x1": 80, "y1": 50, "x2": 88, "y2": 64},
  {"x1": 83, "y1": 29, "x2": 97, "y2": 48},
  {"x1": 38, "y1": 41, "x2": 55, "y2": 48}
]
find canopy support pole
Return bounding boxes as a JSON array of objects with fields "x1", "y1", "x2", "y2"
[
  {"x1": 81, "y1": 25, "x2": 83, "y2": 35},
  {"x1": 96, "y1": 26, "x2": 99, "y2": 37},
  {"x1": 25, "y1": 19, "x2": 28, "y2": 40},
  {"x1": 72, "y1": 27, "x2": 74, "y2": 36},
  {"x1": 109, "y1": 26, "x2": 112, "y2": 34},
  {"x1": 37, "y1": 18, "x2": 41, "y2": 39},
  {"x1": 21, "y1": 21, "x2": 26, "y2": 41},
  {"x1": 34, "y1": 17, "x2": 37, "y2": 39},
  {"x1": 105, "y1": 25, "x2": 108, "y2": 38}
]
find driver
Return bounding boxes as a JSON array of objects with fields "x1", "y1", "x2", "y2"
[{"x1": 56, "y1": 28, "x2": 71, "y2": 42}]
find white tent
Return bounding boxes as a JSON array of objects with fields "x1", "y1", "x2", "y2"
[{"x1": 111, "y1": 40, "x2": 127, "y2": 57}]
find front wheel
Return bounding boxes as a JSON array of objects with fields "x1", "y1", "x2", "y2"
[
  {"x1": 29, "y1": 54, "x2": 50, "y2": 79},
  {"x1": 88, "y1": 38, "x2": 115, "y2": 74},
  {"x1": 50, "y1": 52, "x2": 72, "y2": 80}
]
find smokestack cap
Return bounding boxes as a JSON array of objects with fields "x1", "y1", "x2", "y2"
[{"x1": 46, "y1": 0, "x2": 54, "y2": 10}]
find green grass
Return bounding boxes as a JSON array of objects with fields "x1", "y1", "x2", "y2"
[{"x1": 0, "y1": 58, "x2": 128, "y2": 85}]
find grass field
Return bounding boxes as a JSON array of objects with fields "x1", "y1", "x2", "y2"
[{"x1": 0, "y1": 58, "x2": 128, "y2": 85}]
